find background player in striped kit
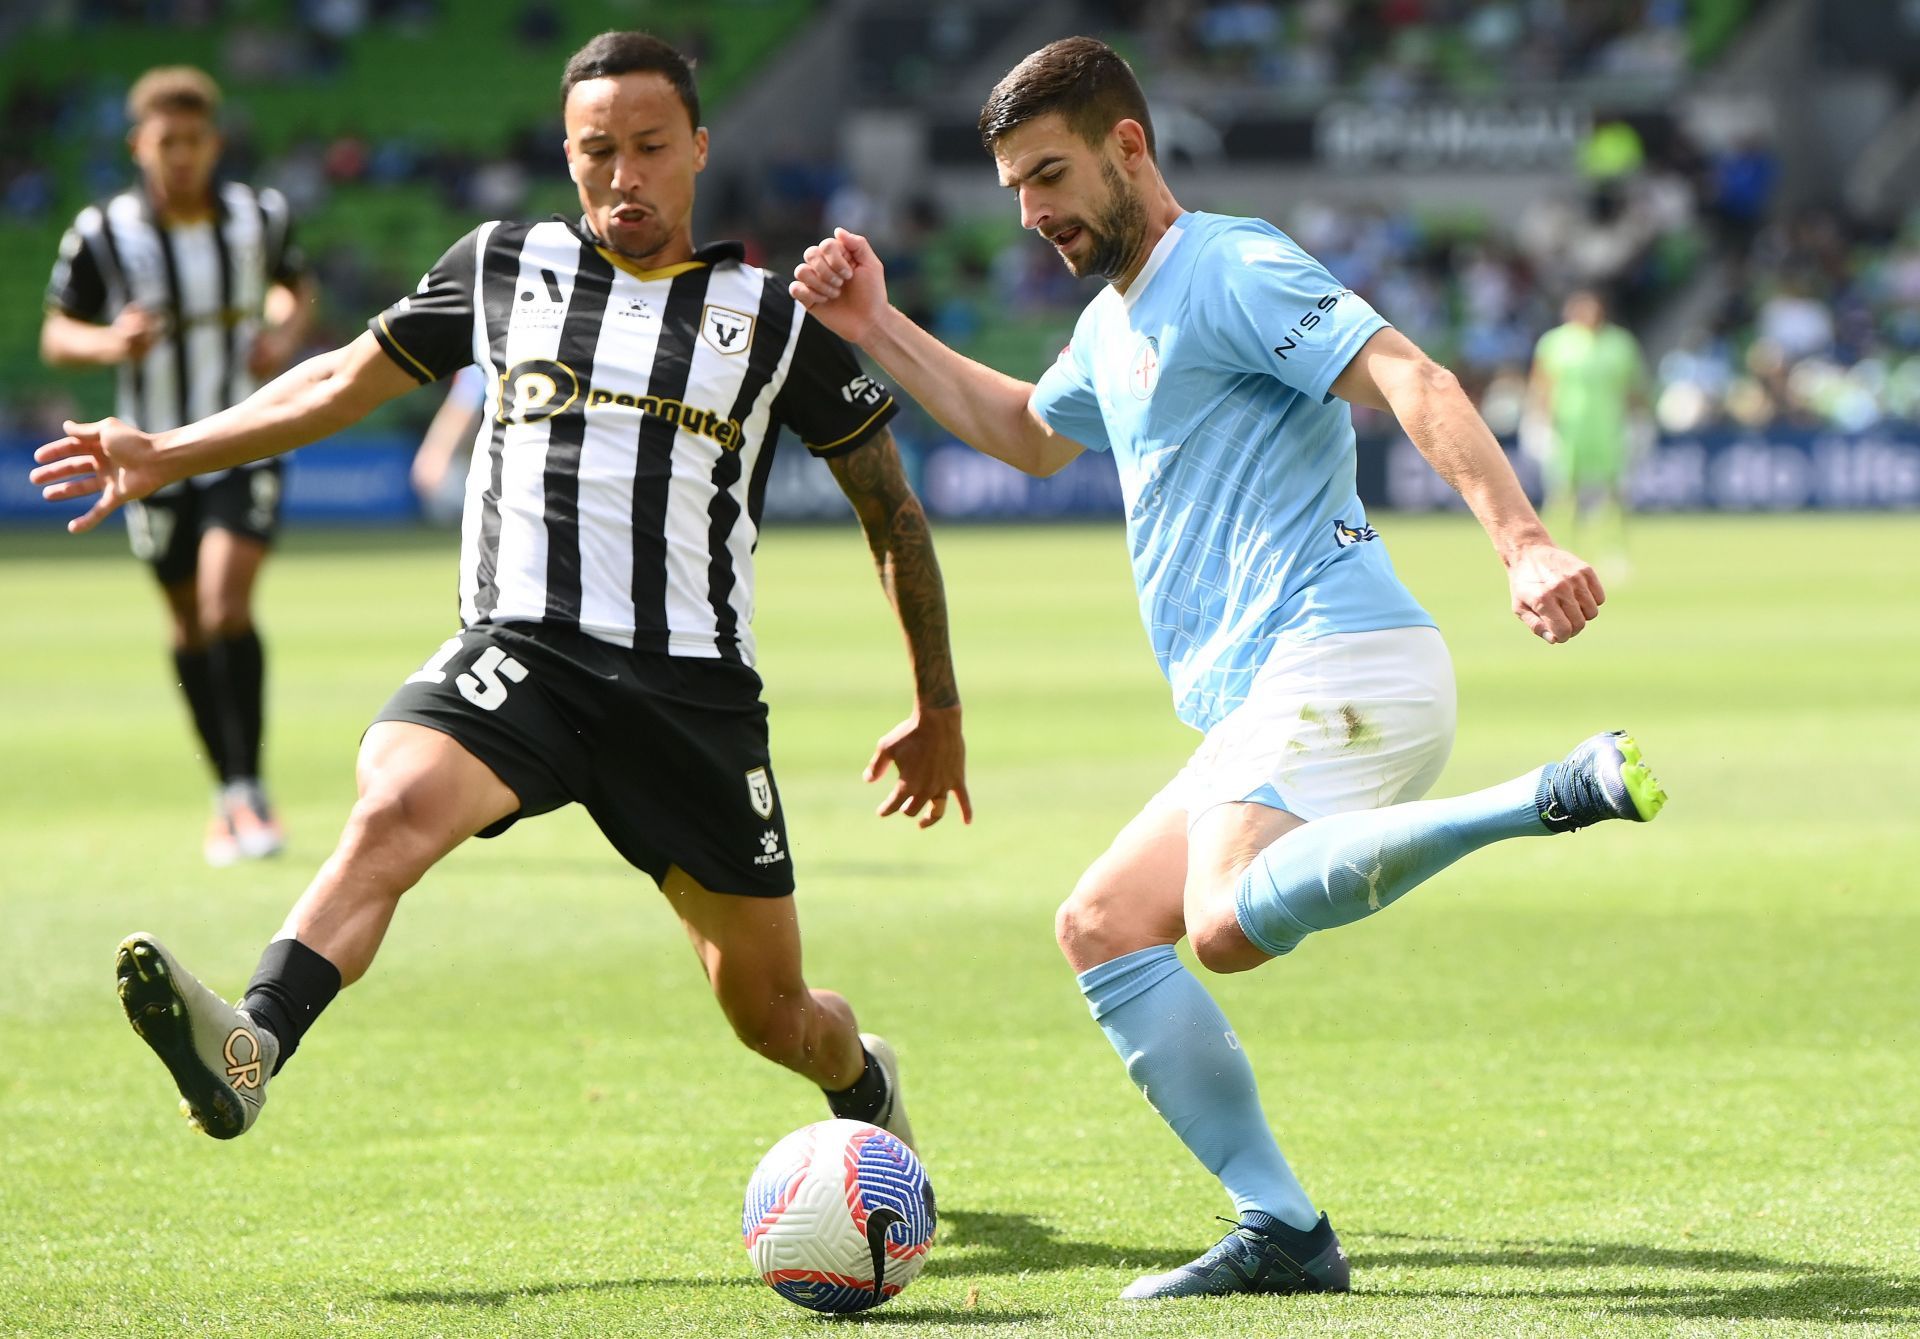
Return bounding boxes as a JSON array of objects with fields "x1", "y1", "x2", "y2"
[
  {"x1": 41, "y1": 65, "x2": 314, "y2": 866},
  {"x1": 33, "y1": 33, "x2": 965, "y2": 1154}
]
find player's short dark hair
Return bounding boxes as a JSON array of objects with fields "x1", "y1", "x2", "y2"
[
  {"x1": 977, "y1": 36, "x2": 1154, "y2": 159},
  {"x1": 126, "y1": 66, "x2": 220, "y2": 126},
  {"x1": 560, "y1": 31, "x2": 699, "y2": 127}
]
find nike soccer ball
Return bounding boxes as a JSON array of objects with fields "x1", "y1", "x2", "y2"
[{"x1": 741, "y1": 1119, "x2": 937, "y2": 1313}]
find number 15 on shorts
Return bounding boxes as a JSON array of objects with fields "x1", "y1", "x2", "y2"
[{"x1": 406, "y1": 637, "x2": 529, "y2": 711}]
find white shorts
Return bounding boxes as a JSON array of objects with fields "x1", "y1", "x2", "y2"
[{"x1": 1155, "y1": 626, "x2": 1457, "y2": 825}]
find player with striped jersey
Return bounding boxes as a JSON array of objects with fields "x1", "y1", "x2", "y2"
[
  {"x1": 794, "y1": 37, "x2": 1667, "y2": 1299},
  {"x1": 34, "y1": 33, "x2": 964, "y2": 1155},
  {"x1": 41, "y1": 66, "x2": 314, "y2": 865}
]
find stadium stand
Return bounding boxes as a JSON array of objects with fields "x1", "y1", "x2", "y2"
[
  {"x1": 0, "y1": 0, "x2": 819, "y2": 434},
  {"x1": 6, "y1": 0, "x2": 1920, "y2": 517}
]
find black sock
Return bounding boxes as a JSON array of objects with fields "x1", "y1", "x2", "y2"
[
  {"x1": 171, "y1": 646, "x2": 229, "y2": 781},
  {"x1": 208, "y1": 629, "x2": 266, "y2": 785},
  {"x1": 823, "y1": 1047, "x2": 889, "y2": 1123},
  {"x1": 240, "y1": 938, "x2": 341, "y2": 1074}
]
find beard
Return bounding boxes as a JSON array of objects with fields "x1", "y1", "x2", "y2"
[
  {"x1": 1060, "y1": 159, "x2": 1147, "y2": 283},
  {"x1": 598, "y1": 211, "x2": 671, "y2": 262}
]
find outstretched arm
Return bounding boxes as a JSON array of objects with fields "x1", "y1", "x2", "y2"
[
  {"x1": 1332, "y1": 326, "x2": 1604, "y2": 644},
  {"x1": 793, "y1": 228, "x2": 1083, "y2": 478},
  {"x1": 32, "y1": 329, "x2": 418, "y2": 533},
  {"x1": 827, "y1": 427, "x2": 972, "y2": 828}
]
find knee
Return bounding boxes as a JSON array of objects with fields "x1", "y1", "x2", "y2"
[
  {"x1": 1056, "y1": 875, "x2": 1161, "y2": 970},
  {"x1": 1054, "y1": 888, "x2": 1099, "y2": 961},
  {"x1": 336, "y1": 785, "x2": 440, "y2": 887},
  {"x1": 199, "y1": 601, "x2": 252, "y2": 641},
  {"x1": 1187, "y1": 898, "x2": 1267, "y2": 975},
  {"x1": 163, "y1": 598, "x2": 203, "y2": 651}
]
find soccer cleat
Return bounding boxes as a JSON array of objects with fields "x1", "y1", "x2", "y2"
[
  {"x1": 203, "y1": 808, "x2": 240, "y2": 867},
  {"x1": 858, "y1": 1033, "x2": 917, "y2": 1154},
  {"x1": 224, "y1": 781, "x2": 285, "y2": 861},
  {"x1": 1121, "y1": 1211, "x2": 1350, "y2": 1300},
  {"x1": 1537, "y1": 729, "x2": 1668, "y2": 834},
  {"x1": 114, "y1": 933, "x2": 278, "y2": 1140}
]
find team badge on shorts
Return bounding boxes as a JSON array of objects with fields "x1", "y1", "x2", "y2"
[
  {"x1": 702, "y1": 304, "x2": 754, "y2": 355},
  {"x1": 745, "y1": 766, "x2": 775, "y2": 818}
]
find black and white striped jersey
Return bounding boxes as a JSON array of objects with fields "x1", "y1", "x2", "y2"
[
  {"x1": 46, "y1": 182, "x2": 306, "y2": 490},
  {"x1": 369, "y1": 216, "x2": 898, "y2": 665}
]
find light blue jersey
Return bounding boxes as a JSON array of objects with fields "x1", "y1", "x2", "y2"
[{"x1": 1030, "y1": 211, "x2": 1434, "y2": 731}]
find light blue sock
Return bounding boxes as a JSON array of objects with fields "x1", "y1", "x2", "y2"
[
  {"x1": 1235, "y1": 767, "x2": 1552, "y2": 958},
  {"x1": 1077, "y1": 945, "x2": 1318, "y2": 1229}
]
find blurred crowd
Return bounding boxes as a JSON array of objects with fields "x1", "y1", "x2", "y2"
[
  {"x1": 1097, "y1": 0, "x2": 1705, "y2": 96},
  {"x1": 1658, "y1": 209, "x2": 1920, "y2": 433},
  {"x1": 11, "y1": 0, "x2": 1917, "y2": 441}
]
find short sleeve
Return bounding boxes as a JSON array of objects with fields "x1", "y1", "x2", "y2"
[
  {"x1": 1029, "y1": 339, "x2": 1110, "y2": 453},
  {"x1": 772, "y1": 312, "x2": 899, "y2": 458},
  {"x1": 1190, "y1": 227, "x2": 1386, "y2": 403},
  {"x1": 46, "y1": 219, "x2": 109, "y2": 322},
  {"x1": 370, "y1": 226, "x2": 482, "y2": 384},
  {"x1": 259, "y1": 188, "x2": 309, "y2": 287}
]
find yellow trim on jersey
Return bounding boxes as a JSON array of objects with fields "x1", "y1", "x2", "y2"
[
  {"x1": 377, "y1": 315, "x2": 435, "y2": 382},
  {"x1": 808, "y1": 400, "x2": 894, "y2": 453},
  {"x1": 594, "y1": 248, "x2": 707, "y2": 283}
]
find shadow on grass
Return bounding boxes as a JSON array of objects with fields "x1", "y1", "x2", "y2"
[
  {"x1": 384, "y1": 1276, "x2": 753, "y2": 1307},
  {"x1": 927, "y1": 1208, "x2": 1195, "y2": 1278},
  {"x1": 384, "y1": 1275, "x2": 1041, "y2": 1325},
  {"x1": 1362, "y1": 1229, "x2": 1920, "y2": 1325},
  {"x1": 827, "y1": 1307, "x2": 1045, "y2": 1325}
]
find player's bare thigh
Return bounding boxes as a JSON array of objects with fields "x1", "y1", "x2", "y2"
[
  {"x1": 277, "y1": 721, "x2": 519, "y2": 985},
  {"x1": 1184, "y1": 801, "x2": 1308, "y2": 974},
  {"x1": 1055, "y1": 802, "x2": 1190, "y2": 974}
]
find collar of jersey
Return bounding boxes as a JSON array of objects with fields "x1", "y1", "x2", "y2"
[
  {"x1": 134, "y1": 178, "x2": 228, "y2": 229},
  {"x1": 1120, "y1": 213, "x2": 1189, "y2": 311},
  {"x1": 565, "y1": 215, "x2": 745, "y2": 281}
]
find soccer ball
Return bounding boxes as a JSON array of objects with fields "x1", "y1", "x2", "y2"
[{"x1": 741, "y1": 1118, "x2": 937, "y2": 1313}]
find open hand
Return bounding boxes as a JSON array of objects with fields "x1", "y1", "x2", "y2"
[
  {"x1": 865, "y1": 704, "x2": 971, "y2": 829},
  {"x1": 29, "y1": 417, "x2": 165, "y2": 533}
]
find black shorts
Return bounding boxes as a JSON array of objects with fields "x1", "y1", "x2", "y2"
[
  {"x1": 126, "y1": 462, "x2": 285, "y2": 587},
  {"x1": 374, "y1": 622, "x2": 795, "y2": 897}
]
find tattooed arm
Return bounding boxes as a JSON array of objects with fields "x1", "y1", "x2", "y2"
[{"x1": 827, "y1": 427, "x2": 971, "y2": 828}]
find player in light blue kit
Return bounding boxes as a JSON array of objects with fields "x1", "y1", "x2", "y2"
[{"x1": 792, "y1": 37, "x2": 1667, "y2": 1301}]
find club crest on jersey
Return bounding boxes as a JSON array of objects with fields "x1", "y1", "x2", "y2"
[
  {"x1": 1129, "y1": 334, "x2": 1160, "y2": 399},
  {"x1": 702, "y1": 304, "x2": 754, "y2": 355},
  {"x1": 745, "y1": 766, "x2": 775, "y2": 818},
  {"x1": 1333, "y1": 519, "x2": 1379, "y2": 547}
]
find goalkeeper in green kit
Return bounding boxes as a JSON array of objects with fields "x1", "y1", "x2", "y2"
[{"x1": 1525, "y1": 288, "x2": 1652, "y2": 578}]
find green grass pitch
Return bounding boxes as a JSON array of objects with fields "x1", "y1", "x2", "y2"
[{"x1": 2, "y1": 513, "x2": 1916, "y2": 1338}]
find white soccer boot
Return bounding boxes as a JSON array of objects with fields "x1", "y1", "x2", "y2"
[
  {"x1": 858, "y1": 1033, "x2": 918, "y2": 1154},
  {"x1": 115, "y1": 933, "x2": 278, "y2": 1139}
]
